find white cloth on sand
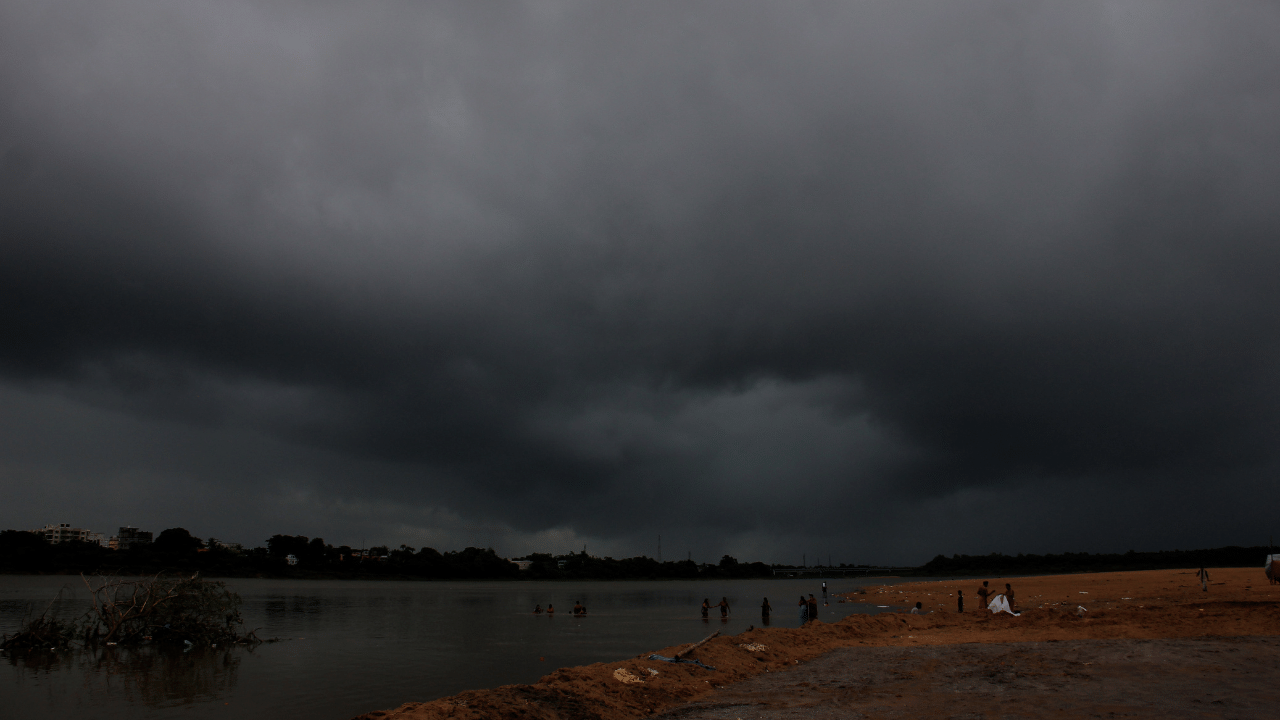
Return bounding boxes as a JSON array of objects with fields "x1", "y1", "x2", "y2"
[{"x1": 988, "y1": 594, "x2": 1020, "y2": 616}]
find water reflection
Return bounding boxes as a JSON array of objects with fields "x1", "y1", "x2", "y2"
[
  {"x1": 6, "y1": 644, "x2": 242, "y2": 708},
  {"x1": 4, "y1": 576, "x2": 916, "y2": 720}
]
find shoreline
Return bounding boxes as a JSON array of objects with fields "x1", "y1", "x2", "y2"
[{"x1": 354, "y1": 567, "x2": 1280, "y2": 720}]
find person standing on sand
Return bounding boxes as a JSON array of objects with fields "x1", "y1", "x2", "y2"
[
  {"x1": 798, "y1": 596, "x2": 809, "y2": 623},
  {"x1": 957, "y1": 590, "x2": 964, "y2": 613},
  {"x1": 1197, "y1": 567, "x2": 1210, "y2": 592},
  {"x1": 1004, "y1": 583, "x2": 1016, "y2": 610},
  {"x1": 976, "y1": 581, "x2": 992, "y2": 609},
  {"x1": 761, "y1": 597, "x2": 771, "y2": 623},
  {"x1": 717, "y1": 597, "x2": 731, "y2": 618},
  {"x1": 807, "y1": 594, "x2": 819, "y2": 622},
  {"x1": 701, "y1": 599, "x2": 710, "y2": 619}
]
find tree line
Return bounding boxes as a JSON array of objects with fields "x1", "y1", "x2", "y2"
[
  {"x1": 0, "y1": 529, "x2": 774, "y2": 580},
  {"x1": 921, "y1": 546, "x2": 1276, "y2": 576}
]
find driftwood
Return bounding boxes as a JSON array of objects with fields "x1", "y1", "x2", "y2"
[{"x1": 674, "y1": 630, "x2": 720, "y2": 659}]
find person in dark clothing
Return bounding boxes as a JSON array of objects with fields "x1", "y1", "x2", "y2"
[
  {"x1": 1004, "y1": 583, "x2": 1016, "y2": 610},
  {"x1": 798, "y1": 596, "x2": 808, "y2": 622},
  {"x1": 807, "y1": 594, "x2": 818, "y2": 622},
  {"x1": 717, "y1": 597, "x2": 730, "y2": 618},
  {"x1": 761, "y1": 597, "x2": 772, "y2": 624},
  {"x1": 701, "y1": 598, "x2": 710, "y2": 619},
  {"x1": 533, "y1": 605, "x2": 543, "y2": 614},
  {"x1": 957, "y1": 590, "x2": 964, "y2": 613}
]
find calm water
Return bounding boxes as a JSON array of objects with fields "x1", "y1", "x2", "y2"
[{"x1": 1, "y1": 575, "x2": 914, "y2": 720}]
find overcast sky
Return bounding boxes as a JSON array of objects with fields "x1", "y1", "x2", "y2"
[{"x1": 2, "y1": 1, "x2": 1279, "y2": 565}]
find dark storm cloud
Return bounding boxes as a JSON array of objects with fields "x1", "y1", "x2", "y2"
[{"x1": 3, "y1": 1, "x2": 1280, "y2": 562}]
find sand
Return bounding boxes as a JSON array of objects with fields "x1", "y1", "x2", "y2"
[
  {"x1": 353, "y1": 567, "x2": 1280, "y2": 720},
  {"x1": 661, "y1": 637, "x2": 1280, "y2": 718}
]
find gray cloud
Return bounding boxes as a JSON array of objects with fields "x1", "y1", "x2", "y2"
[{"x1": 2, "y1": 1, "x2": 1279, "y2": 563}]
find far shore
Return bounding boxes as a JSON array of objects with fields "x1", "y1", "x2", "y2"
[{"x1": 354, "y1": 567, "x2": 1280, "y2": 720}]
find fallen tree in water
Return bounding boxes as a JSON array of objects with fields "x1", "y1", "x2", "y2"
[{"x1": 1, "y1": 574, "x2": 271, "y2": 652}]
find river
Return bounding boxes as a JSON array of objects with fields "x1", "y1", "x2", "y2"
[{"x1": 1, "y1": 575, "x2": 918, "y2": 720}]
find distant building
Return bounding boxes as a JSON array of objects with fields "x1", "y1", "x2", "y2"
[
  {"x1": 111, "y1": 526, "x2": 153, "y2": 550},
  {"x1": 512, "y1": 560, "x2": 533, "y2": 571},
  {"x1": 39, "y1": 523, "x2": 92, "y2": 544},
  {"x1": 206, "y1": 537, "x2": 243, "y2": 553},
  {"x1": 285, "y1": 554, "x2": 299, "y2": 566}
]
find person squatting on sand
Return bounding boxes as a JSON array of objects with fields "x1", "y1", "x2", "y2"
[{"x1": 910, "y1": 601, "x2": 924, "y2": 614}]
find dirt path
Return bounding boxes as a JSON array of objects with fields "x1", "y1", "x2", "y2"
[{"x1": 658, "y1": 636, "x2": 1280, "y2": 719}]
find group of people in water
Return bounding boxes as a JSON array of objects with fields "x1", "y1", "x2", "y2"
[
  {"x1": 701, "y1": 597, "x2": 732, "y2": 618},
  {"x1": 532, "y1": 580, "x2": 1024, "y2": 623},
  {"x1": 698, "y1": 592, "x2": 826, "y2": 625},
  {"x1": 532, "y1": 601, "x2": 587, "y2": 616}
]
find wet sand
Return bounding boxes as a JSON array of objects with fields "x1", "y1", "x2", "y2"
[
  {"x1": 660, "y1": 637, "x2": 1280, "y2": 719},
  {"x1": 354, "y1": 567, "x2": 1280, "y2": 720}
]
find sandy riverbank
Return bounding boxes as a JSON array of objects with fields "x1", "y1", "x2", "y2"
[{"x1": 354, "y1": 567, "x2": 1280, "y2": 720}]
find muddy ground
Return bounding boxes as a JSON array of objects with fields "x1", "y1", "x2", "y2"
[{"x1": 658, "y1": 636, "x2": 1280, "y2": 719}]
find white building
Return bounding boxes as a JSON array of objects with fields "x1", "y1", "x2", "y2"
[{"x1": 39, "y1": 523, "x2": 92, "y2": 544}]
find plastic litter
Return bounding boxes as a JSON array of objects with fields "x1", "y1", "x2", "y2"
[
  {"x1": 613, "y1": 668, "x2": 643, "y2": 683},
  {"x1": 987, "y1": 594, "x2": 1020, "y2": 616}
]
